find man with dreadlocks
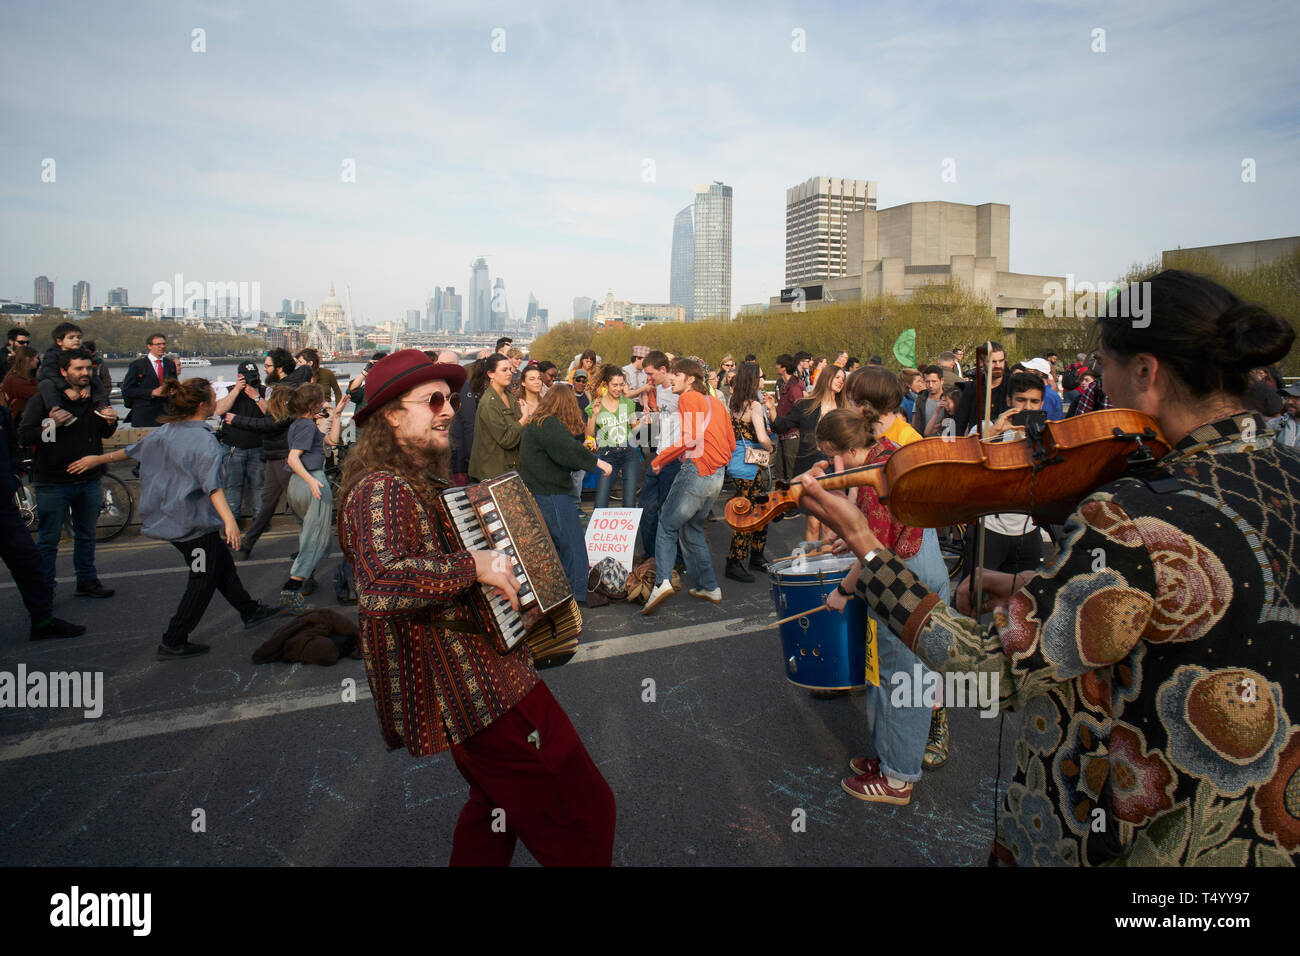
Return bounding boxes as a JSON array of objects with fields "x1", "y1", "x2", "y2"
[{"x1": 336, "y1": 350, "x2": 616, "y2": 866}]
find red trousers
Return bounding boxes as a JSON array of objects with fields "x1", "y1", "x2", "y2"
[{"x1": 448, "y1": 681, "x2": 616, "y2": 866}]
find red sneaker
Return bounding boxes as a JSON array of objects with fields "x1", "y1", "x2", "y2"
[
  {"x1": 848, "y1": 756, "x2": 880, "y2": 777},
  {"x1": 841, "y1": 769, "x2": 913, "y2": 805}
]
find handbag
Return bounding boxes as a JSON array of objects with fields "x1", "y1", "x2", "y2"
[{"x1": 743, "y1": 445, "x2": 770, "y2": 467}]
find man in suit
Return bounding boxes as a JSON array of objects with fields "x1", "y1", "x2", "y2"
[{"x1": 120, "y1": 333, "x2": 179, "y2": 427}]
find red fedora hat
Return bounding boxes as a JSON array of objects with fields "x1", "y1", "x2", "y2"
[{"x1": 352, "y1": 349, "x2": 466, "y2": 425}]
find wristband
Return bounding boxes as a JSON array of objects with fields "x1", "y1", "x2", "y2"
[{"x1": 835, "y1": 582, "x2": 852, "y2": 598}]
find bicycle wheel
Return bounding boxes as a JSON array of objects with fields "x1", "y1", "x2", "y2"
[
  {"x1": 94, "y1": 473, "x2": 133, "y2": 541},
  {"x1": 17, "y1": 484, "x2": 39, "y2": 533}
]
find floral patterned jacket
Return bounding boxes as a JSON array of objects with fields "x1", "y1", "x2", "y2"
[{"x1": 854, "y1": 414, "x2": 1300, "y2": 865}]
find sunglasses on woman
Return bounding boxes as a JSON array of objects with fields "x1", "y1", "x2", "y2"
[{"x1": 401, "y1": 391, "x2": 460, "y2": 413}]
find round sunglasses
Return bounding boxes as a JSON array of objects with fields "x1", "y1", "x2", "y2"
[{"x1": 400, "y1": 390, "x2": 459, "y2": 413}]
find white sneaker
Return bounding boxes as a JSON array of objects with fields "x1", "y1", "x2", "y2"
[
  {"x1": 688, "y1": 586, "x2": 723, "y2": 603},
  {"x1": 641, "y1": 579, "x2": 675, "y2": 615}
]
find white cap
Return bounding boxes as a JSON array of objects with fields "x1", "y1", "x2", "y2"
[{"x1": 1023, "y1": 358, "x2": 1052, "y2": 376}]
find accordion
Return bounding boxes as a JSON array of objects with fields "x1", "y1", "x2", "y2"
[{"x1": 433, "y1": 472, "x2": 583, "y2": 665}]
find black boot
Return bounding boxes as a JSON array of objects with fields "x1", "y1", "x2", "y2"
[
  {"x1": 749, "y1": 551, "x2": 769, "y2": 571},
  {"x1": 725, "y1": 559, "x2": 755, "y2": 583}
]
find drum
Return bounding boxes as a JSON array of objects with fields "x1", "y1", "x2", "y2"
[{"x1": 769, "y1": 553, "x2": 868, "y2": 691}]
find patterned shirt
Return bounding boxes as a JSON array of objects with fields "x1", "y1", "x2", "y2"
[
  {"x1": 855, "y1": 414, "x2": 1300, "y2": 866},
  {"x1": 340, "y1": 471, "x2": 538, "y2": 755}
]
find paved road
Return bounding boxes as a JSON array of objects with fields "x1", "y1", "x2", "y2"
[{"x1": 0, "y1": 506, "x2": 1020, "y2": 866}]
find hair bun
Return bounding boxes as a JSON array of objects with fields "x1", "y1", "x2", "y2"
[{"x1": 1215, "y1": 304, "x2": 1294, "y2": 371}]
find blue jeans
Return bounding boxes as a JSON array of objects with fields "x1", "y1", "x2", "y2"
[
  {"x1": 654, "y1": 459, "x2": 723, "y2": 590},
  {"x1": 593, "y1": 446, "x2": 638, "y2": 511},
  {"x1": 534, "y1": 493, "x2": 588, "y2": 602},
  {"x1": 638, "y1": 456, "x2": 681, "y2": 560},
  {"x1": 222, "y1": 445, "x2": 265, "y2": 518},
  {"x1": 35, "y1": 479, "x2": 102, "y2": 589},
  {"x1": 864, "y1": 528, "x2": 952, "y2": 781},
  {"x1": 286, "y1": 469, "x2": 332, "y2": 581}
]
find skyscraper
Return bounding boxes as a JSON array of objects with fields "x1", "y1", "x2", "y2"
[
  {"x1": 34, "y1": 276, "x2": 53, "y2": 307},
  {"x1": 573, "y1": 297, "x2": 595, "y2": 322},
  {"x1": 490, "y1": 277, "x2": 509, "y2": 331},
  {"x1": 669, "y1": 204, "x2": 694, "y2": 321},
  {"x1": 428, "y1": 286, "x2": 442, "y2": 332},
  {"x1": 692, "y1": 182, "x2": 732, "y2": 321},
  {"x1": 439, "y1": 286, "x2": 462, "y2": 332},
  {"x1": 406, "y1": 309, "x2": 421, "y2": 331},
  {"x1": 292, "y1": 298, "x2": 306, "y2": 315},
  {"x1": 281, "y1": 298, "x2": 292, "y2": 314},
  {"x1": 108, "y1": 287, "x2": 129, "y2": 308},
  {"x1": 469, "y1": 258, "x2": 491, "y2": 333},
  {"x1": 73, "y1": 281, "x2": 91, "y2": 312},
  {"x1": 536, "y1": 308, "x2": 548, "y2": 333},
  {"x1": 785, "y1": 176, "x2": 877, "y2": 287}
]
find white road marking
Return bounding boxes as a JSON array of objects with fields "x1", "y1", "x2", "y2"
[
  {"x1": 0, "y1": 614, "x2": 775, "y2": 761},
  {"x1": 0, "y1": 552, "x2": 345, "y2": 588}
]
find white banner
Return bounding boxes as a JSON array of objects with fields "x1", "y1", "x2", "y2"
[{"x1": 585, "y1": 507, "x2": 642, "y2": 572}]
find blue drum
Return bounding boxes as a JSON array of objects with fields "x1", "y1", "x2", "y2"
[{"x1": 769, "y1": 553, "x2": 867, "y2": 691}]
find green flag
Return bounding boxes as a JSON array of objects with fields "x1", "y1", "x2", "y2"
[{"x1": 893, "y1": 329, "x2": 916, "y2": 368}]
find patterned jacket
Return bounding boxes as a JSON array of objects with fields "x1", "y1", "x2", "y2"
[
  {"x1": 855, "y1": 414, "x2": 1300, "y2": 865},
  {"x1": 340, "y1": 471, "x2": 538, "y2": 755}
]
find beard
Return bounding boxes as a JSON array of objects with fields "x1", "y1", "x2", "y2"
[{"x1": 418, "y1": 443, "x2": 452, "y2": 482}]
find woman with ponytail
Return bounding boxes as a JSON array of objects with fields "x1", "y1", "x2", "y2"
[
  {"x1": 794, "y1": 270, "x2": 1300, "y2": 866},
  {"x1": 69, "y1": 378, "x2": 281, "y2": 659}
]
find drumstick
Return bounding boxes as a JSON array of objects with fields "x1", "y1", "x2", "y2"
[{"x1": 773, "y1": 603, "x2": 833, "y2": 627}]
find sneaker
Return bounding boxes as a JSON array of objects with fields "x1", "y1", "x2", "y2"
[
  {"x1": 641, "y1": 579, "x2": 675, "y2": 615},
  {"x1": 299, "y1": 575, "x2": 317, "y2": 596},
  {"x1": 75, "y1": 580, "x2": 115, "y2": 599},
  {"x1": 841, "y1": 769, "x2": 913, "y2": 805},
  {"x1": 30, "y1": 617, "x2": 87, "y2": 640},
  {"x1": 156, "y1": 641, "x2": 211, "y2": 661},
  {"x1": 235, "y1": 545, "x2": 253, "y2": 561},
  {"x1": 688, "y1": 586, "x2": 722, "y2": 603},
  {"x1": 849, "y1": 756, "x2": 881, "y2": 777},
  {"x1": 242, "y1": 603, "x2": 283, "y2": 630},
  {"x1": 923, "y1": 707, "x2": 950, "y2": 769},
  {"x1": 279, "y1": 589, "x2": 313, "y2": 615}
]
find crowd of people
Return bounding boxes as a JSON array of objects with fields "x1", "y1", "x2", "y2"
[{"x1": 2, "y1": 272, "x2": 1299, "y2": 865}]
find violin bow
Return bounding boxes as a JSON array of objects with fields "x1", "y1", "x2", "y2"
[{"x1": 970, "y1": 340, "x2": 994, "y2": 616}]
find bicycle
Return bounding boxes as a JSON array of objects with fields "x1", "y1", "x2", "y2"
[{"x1": 17, "y1": 460, "x2": 134, "y2": 542}]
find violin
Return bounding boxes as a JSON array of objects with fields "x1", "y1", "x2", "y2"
[{"x1": 724, "y1": 409, "x2": 1173, "y2": 533}]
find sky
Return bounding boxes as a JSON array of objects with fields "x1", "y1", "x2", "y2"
[{"x1": 1, "y1": 0, "x2": 1297, "y2": 327}]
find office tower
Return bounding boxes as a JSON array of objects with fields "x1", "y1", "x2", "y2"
[
  {"x1": 107, "y1": 287, "x2": 129, "y2": 308},
  {"x1": 785, "y1": 176, "x2": 877, "y2": 286},
  {"x1": 573, "y1": 296, "x2": 595, "y2": 322},
  {"x1": 469, "y1": 258, "x2": 491, "y2": 333},
  {"x1": 281, "y1": 298, "x2": 292, "y2": 314},
  {"x1": 526, "y1": 292, "x2": 539, "y2": 325},
  {"x1": 292, "y1": 298, "x2": 305, "y2": 315},
  {"x1": 490, "y1": 277, "x2": 508, "y2": 331},
  {"x1": 536, "y1": 307, "x2": 548, "y2": 334},
  {"x1": 34, "y1": 276, "x2": 53, "y2": 307},
  {"x1": 669, "y1": 204, "x2": 694, "y2": 321},
  {"x1": 428, "y1": 286, "x2": 442, "y2": 332},
  {"x1": 73, "y1": 281, "x2": 91, "y2": 312},
  {"x1": 692, "y1": 182, "x2": 732, "y2": 321},
  {"x1": 439, "y1": 286, "x2": 462, "y2": 333}
]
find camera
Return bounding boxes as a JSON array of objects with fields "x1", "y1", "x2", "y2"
[{"x1": 1010, "y1": 409, "x2": 1048, "y2": 430}]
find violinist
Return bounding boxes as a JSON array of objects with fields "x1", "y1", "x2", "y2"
[
  {"x1": 795, "y1": 270, "x2": 1300, "y2": 866},
  {"x1": 953, "y1": 341, "x2": 1008, "y2": 436}
]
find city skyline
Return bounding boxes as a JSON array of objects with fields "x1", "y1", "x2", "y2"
[{"x1": 2, "y1": 2, "x2": 1297, "y2": 327}]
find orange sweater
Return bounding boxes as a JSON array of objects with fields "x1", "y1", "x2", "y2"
[{"x1": 651, "y1": 389, "x2": 735, "y2": 477}]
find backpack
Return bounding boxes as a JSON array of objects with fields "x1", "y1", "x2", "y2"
[{"x1": 586, "y1": 556, "x2": 630, "y2": 601}]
